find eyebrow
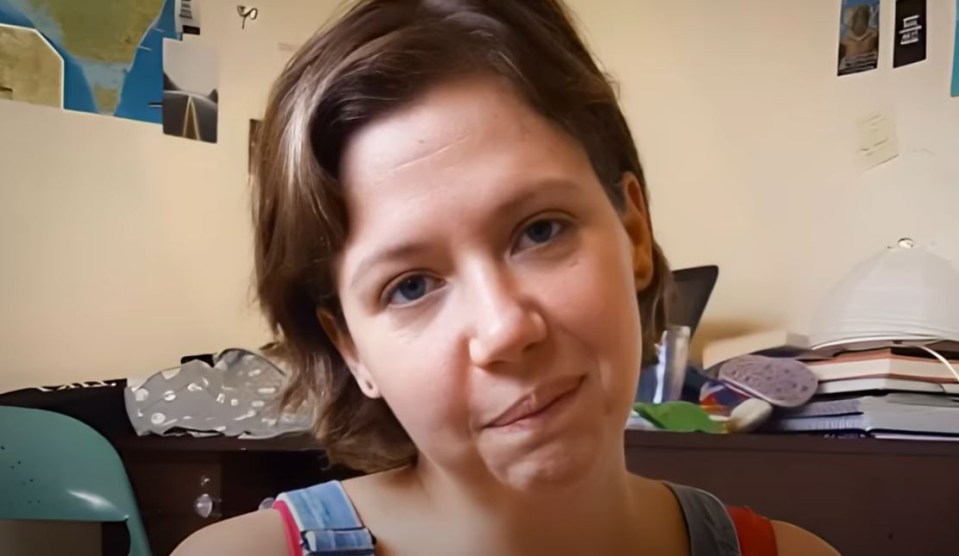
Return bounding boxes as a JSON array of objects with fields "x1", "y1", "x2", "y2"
[
  {"x1": 347, "y1": 178, "x2": 584, "y2": 289},
  {"x1": 349, "y1": 241, "x2": 434, "y2": 289}
]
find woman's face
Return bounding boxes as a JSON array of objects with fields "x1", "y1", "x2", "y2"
[{"x1": 330, "y1": 77, "x2": 651, "y2": 490}]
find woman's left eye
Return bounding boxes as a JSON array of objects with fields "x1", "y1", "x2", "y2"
[{"x1": 516, "y1": 218, "x2": 565, "y2": 250}]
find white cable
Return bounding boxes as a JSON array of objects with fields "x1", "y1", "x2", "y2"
[{"x1": 916, "y1": 345, "x2": 959, "y2": 384}]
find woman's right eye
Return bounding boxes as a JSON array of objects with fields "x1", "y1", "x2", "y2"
[{"x1": 385, "y1": 275, "x2": 441, "y2": 306}]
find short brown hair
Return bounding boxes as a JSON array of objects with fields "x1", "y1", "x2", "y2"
[{"x1": 253, "y1": 0, "x2": 670, "y2": 473}]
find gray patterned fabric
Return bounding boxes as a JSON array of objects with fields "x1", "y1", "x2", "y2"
[
  {"x1": 124, "y1": 348, "x2": 313, "y2": 439},
  {"x1": 667, "y1": 483, "x2": 743, "y2": 556}
]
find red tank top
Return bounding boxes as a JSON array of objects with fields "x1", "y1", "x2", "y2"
[{"x1": 727, "y1": 505, "x2": 778, "y2": 555}]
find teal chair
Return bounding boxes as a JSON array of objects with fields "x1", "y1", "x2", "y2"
[{"x1": 0, "y1": 406, "x2": 152, "y2": 556}]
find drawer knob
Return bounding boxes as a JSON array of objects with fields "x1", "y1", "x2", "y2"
[{"x1": 194, "y1": 493, "x2": 220, "y2": 519}]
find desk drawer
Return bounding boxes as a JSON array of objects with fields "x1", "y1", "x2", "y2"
[
  {"x1": 123, "y1": 452, "x2": 223, "y2": 520},
  {"x1": 116, "y1": 440, "x2": 354, "y2": 555},
  {"x1": 139, "y1": 515, "x2": 211, "y2": 556}
]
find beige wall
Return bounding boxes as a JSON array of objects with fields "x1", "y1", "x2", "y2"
[
  {"x1": 571, "y1": 0, "x2": 959, "y2": 348},
  {"x1": 3, "y1": 0, "x2": 959, "y2": 394}
]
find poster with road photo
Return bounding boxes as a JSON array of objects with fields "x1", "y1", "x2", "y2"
[{"x1": 162, "y1": 39, "x2": 218, "y2": 143}]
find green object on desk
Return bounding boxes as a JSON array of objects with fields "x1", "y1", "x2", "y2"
[
  {"x1": 0, "y1": 406, "x2": 153, "y2": 556},
  {"x1": 634, "y1": 401, "x2": 724, "y2": 434}
]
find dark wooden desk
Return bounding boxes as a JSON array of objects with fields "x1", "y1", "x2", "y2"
[
  {"x1": 115, "y1": 431, "x2": 958, "y2": 555},
  {"x1": 623, "y1": 432, "x2": 956, "y2": 556},
  {"x1": 114, "y1": 435, "x2": 355, "y2": 556}
]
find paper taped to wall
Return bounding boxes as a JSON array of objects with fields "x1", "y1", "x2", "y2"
[
  {"x1": 856, "y1": 112, "x2": 899, "y2": 169},
  {"x1": 177, "y1": 0, "x2": 200, "y2": 35}
]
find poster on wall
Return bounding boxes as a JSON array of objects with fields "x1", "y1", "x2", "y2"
[
  {"x1": 162, "y1": 38, "x2": 218, "y2": 143},
  {"x1": 176, "y1": 0, "x2": 201, "y2": 36},
  {"x1": 894, "y1": 0, "x2": 926, "y2": 68},
  {"x1": 838, "y1": 0, "x2": 881, "y2": 76},
  {"x1": 0, "y1": 0, "x2": 179, "y2": 121}
]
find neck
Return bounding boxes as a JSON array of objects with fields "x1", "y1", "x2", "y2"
[{"x1": 409, "y1": 443, "x2": 647, "y2": 555}]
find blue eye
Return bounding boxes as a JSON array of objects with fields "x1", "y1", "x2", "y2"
[
  {"x1": 386, "y1": 275, "x2": 439, "y2": 305},
  {"x1": 517, "y1": 219, "x2": 564, "y2": 249}
]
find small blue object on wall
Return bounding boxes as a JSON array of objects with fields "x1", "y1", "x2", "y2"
[{"x1": 952, "y1": 1, "x2": 959, "y2": 96}]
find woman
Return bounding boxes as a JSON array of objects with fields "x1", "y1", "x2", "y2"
[{"x1": 176, "y1": 1, "x2": 837, "y2": 554}]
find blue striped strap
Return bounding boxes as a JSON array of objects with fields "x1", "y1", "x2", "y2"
[{"x1": 276, "y1": 481, "x2": 376, "y2": 555}]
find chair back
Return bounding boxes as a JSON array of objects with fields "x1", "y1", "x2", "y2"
[{"x1": 0, "y1": 406, "x2": 152, "y2": 555}]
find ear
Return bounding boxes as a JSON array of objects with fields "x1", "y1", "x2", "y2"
[
  {"x1": 317, "y1": 309, "x2": 382, "y2": 399},
  {"x1": 619, "y1": 172, "x2": 655, "y2": 291}
]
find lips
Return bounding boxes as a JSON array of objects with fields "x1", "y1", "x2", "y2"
[{"x1": 488, "y1": 376, "x2": 584, "y2": 428}]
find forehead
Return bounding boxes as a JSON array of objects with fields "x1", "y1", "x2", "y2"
[{"x1": 338, "y1": 77, "x2": 597, "y2": 242}]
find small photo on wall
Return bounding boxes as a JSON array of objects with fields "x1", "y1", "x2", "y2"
[
  {"x1": 838, "y1": 0, "x2": 881, "y2": 76},
  {"x1": 162, "y1": 39, "x2": 219, "y2": 143}
]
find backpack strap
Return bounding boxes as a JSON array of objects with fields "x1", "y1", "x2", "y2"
[
  {"x1": 726, "y1": 505, "x2": 778, "y2": 556},
  {"x1": 273, "y1": 481, "x2": 376, "y2": 556}
]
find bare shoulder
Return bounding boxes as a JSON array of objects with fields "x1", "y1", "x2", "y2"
[
  {"x1": 341, "y1": 466, "x2": 414, "y2": 509},
  {"x1": 171, "y1": 509, "x2": 288, "y2": 556},
  {"x1": 772, "y1": 520, "x2": 840, "y2": 556}
]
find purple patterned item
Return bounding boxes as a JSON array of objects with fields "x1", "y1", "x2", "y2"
[{"x1": 718, "y1": 355, "x2": 818, "y2": 408}]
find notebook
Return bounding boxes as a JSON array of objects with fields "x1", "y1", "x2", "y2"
[
  {"x1": 806, "y1": 349, "x2": 959, "y2": 383},
  {"x1": 817, "y1": 377, "x2": 959, "y2": 396},
  {"x1": 768, "y1": 394, "x2": 959, "y2": 434}
]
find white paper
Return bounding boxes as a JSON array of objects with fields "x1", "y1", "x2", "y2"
[
  {"x1": 856, "y1": 112, "x2": 899, "y2": 169},
  {"x1": 176, "y1": 0, "x2": 201, "y2": 35}
]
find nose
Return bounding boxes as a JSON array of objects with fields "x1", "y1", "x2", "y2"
[{"x1": 467, "y1": 265, "x2": 548, "y2": 368}]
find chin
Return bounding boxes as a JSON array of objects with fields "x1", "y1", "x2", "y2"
[{"x1": 492, "y1": 431, "x2": 608, "y2": 492}]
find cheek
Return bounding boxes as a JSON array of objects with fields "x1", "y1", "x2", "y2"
[
  {"x1": 352, "y1": 319, "x2": 471, "y2": 446},
  {"x1": 550, "y1": 232, "x2": 642, "y2": 366},
  {"x1": 541, "y1": 230, "x2": 642, "y2": 417}
]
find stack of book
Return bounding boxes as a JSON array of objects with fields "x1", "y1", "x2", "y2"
[
  {"x1": 702, "y1": 330, "x2": 959, "y2": 439},
  {"x1": 808, "y1": 348, "x2": 959, "y2": 396},
  {"x1": 770, "y1": 347, "x2": 959, "y2": 439}
]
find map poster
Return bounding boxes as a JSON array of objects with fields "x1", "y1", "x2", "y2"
[
  {"x1": 162, "y1": 38, "x2": 217, "y2": 143},
  {"x1": 838, "y1": 0, "x2": 881, "y2": 76},
  {"x1": 894, "y1": 0, "x2": 926, "y2": 68},
  {"x1": 0, "y1": 20, "x2": 63, "y2": 108},
  {"x1": 0, "y1": 0, "x2": 179, "y2": 123}
]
